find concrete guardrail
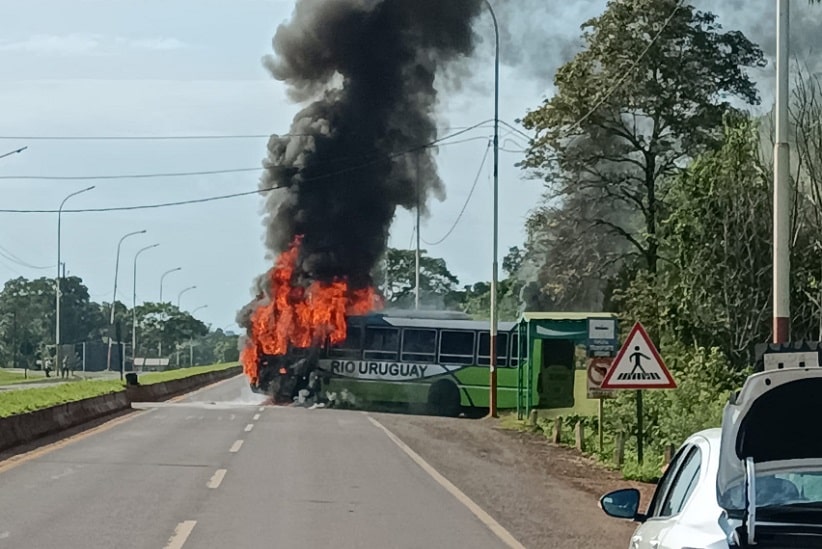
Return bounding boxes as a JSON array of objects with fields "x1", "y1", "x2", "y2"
[{"x1": 0, "y1": 366, "x2": 242, "y2": 453}]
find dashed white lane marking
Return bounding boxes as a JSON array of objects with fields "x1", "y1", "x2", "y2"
[
  {"x1": 366, "y1": 415, "x2": 526, "y2": 549},
  {"x1": 0, "y1": 531, "x2": 10, "y2": 539},
  {"x1": 244, "y1": 423, "x2": 254, "y2": 432},
  {"x1": 164, "y1": 520, "x2": 196, "y2": 549},
  {"x1": 253, "y1": 413, "x2": 261, "y2": 421},
  {"x1": 258, "y1": 406, "x2": 265, "y2": 412},
  {"x1": 229, "y1": 440, "x2": 244, "y2": 453},
  {"x1": 207, "y1": 469, "x2": 227, "y2": 489}
]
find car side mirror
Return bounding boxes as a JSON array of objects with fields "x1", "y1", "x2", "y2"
[{"x1": 600, "y1": 488, "x2": 642, "y2": 520}]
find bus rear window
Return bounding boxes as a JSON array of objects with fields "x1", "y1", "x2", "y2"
[
  {"x1": 439, "y1": 331, "x2": 476, "y2": 364},
  {"x1": 401, "y1": 329, "x2": 437, "y2": 363},
  {"x1": 364, "y1": 327, "x2": 399, "y2": 361},
  {"x1": 477, "y1": 332, "x2": 508, "y2": 366}
]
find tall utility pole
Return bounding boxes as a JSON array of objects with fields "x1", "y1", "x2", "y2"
[
  {"x1": 484, "y1": 0, "x2": 500, "y2": 418},
  {"x1": 773, "y1": 0, "x2": 791, "y2": 343},
  {"x1": 132, "y1": 243, "x2": 159, "y2": 372},
  {"x1": 56, "y1": 186, "x2": 94, "y2": 375},
  {"x1": 415, "y1": 152, "x2": 421, "y2": 310},
  {"x1": 107, "y1": 230, "x2": 146, "y2": 371}
]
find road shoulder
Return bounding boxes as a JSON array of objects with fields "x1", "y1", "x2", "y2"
[{"x1": 371, "y1": 413, "x2": 651, "y2": 549}]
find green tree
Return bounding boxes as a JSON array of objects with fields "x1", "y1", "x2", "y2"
[
  {"x1": 377, "y1": 248, "x2": 461, "y2": 308},
  {"x1": 660, "y1": 116, "x2": 771, "y2": 365},
  {"x1": 521, "y1": 0, "x2": 765, "y2": 280},
  {"x1": 0, "y1": 276, "x2": 105, "y2": 367},
  {"x1": 191, "y1": 329, "x2": 240, "y2": 366},
  {"x1": 133, "y1": 302, "x2": 208, "y2": 358}
]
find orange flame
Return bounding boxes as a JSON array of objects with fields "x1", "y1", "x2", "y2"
[{"x1": 242, "y1": 236, "x2": 382, "y2": 385}]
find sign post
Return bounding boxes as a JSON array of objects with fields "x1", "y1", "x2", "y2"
[
  {"x1": 601, "y1": 322, "x2": 677, "y2": 463},
  {"x1": 586, "y1": 358, "x2": 614, "y2": 452}
]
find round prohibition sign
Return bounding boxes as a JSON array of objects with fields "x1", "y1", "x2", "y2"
[{"x1": 588, "y1": 357, "x2": 612, "y2": 386}]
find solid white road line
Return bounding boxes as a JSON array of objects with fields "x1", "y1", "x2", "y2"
[
  {"x1": 164, "y1": 520, "x2": 197, "y2": 549},
  {"x1": 207, "y1": 469, "x2": 227, "y2": 489},
  {"x1": 229, "y1": 440, "x2": 244, "y2": 453},
  {"x1": 244, "y1": 423, "x2": 254, "y2": 432},
  {"x1": 366, "y1": 415, "x2": 526, "y2": 549},
  {"x1": 253, "y1": 413, "x2": 261, "y2": 421}
]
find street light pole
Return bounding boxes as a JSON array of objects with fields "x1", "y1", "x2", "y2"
[
  {"x1": 177, "y1": 285, "x2": 196, "y2": 309},
  {"x1": 189, "y1": 305, "x2": 208, "y2": 367},
  {"x1": 106, "y1": 230, "x2": 146, "y2": 370},
  {"x1": 484, "y1": 0, "x2": 501, "y2": 418},
  {"x1": 160, "y1": 267, "x2": 182, "y2": 302},
  {"x1": 773, "y1": 0, "x2": 791, "y2": 344},
  {"x1": 132, "y1": 243, "x2": 159, "y2": 374},
  {"x1": 56, "y1": 185, "x2": 95, "y2": 377}
]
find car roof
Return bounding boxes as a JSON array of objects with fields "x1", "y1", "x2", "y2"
[{"x1": 690, "y1": 427, "x2": 721, "y2": 446}]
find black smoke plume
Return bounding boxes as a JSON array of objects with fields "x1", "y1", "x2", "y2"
[{"x1": 257, "y1": 0, "x2": 484, "y2": 289}]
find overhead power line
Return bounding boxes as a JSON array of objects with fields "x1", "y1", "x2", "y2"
[
  {"x1": 0, "y1": 244, "x2": 52, "y2": 270},
  {"x1": 0, "y1": 122, "x2": 503, "y2": 141},
  {"x1": 0, "y1": 121, "x2": 495, "y2": 182},
  {"x1": 0, "y1": 122, "x2": 496, "y2": 214},
  {"x1": 422, "y1": 139, "x2": 492, "y2": 247},
  {"x1": 0, "y1": 167, "x2": 263, "y2": 181}
]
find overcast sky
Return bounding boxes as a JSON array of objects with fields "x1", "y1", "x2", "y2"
[{"x1": 0, "y1": 0, "x2": 818, "y2": 331}]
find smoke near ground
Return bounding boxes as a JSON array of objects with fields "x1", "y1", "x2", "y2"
[{"x1": 256, "y1": 0, "x2": 485, "y2": 292}]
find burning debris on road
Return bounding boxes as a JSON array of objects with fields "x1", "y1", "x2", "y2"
[{"x1": 238, "y1": 0, "x2": 486, "y2": 403}]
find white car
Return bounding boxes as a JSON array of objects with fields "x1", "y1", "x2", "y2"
[{"x1": 599, "y1": 365, "x2": 822, "y2": 548}]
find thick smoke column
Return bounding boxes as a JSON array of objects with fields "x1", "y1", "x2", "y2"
[{"x1": 258, "y1": 0, "x2": 484, "y2": 288}]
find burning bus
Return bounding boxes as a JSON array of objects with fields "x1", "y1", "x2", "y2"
[{"x1": 245, "y1": 306, "x2": 619, "y2": 416}]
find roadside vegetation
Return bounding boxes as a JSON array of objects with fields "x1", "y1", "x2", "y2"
[
  {"x1": 494, "y1": 0, "x2": 822, "y2": 480},
  {"x1": 0, "y1": 362, "x2": 238, "y2": 418}
]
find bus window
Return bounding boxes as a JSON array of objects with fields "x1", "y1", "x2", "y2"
[
  {"x1": 477, "y1": 332, "x2": 508, "y2": 366},
  {"x1": 364, "y1": 327, "x2": 399, "y2": 361},
  {"x1": 329, "y1": 325, "x2": 362, "y2": 359},
  {"x1": 439, "y1": 331, "x2": 476, "y2": 365},
  {"x1": 401, "y1": 329, "x2": 437, "y2": 363}
]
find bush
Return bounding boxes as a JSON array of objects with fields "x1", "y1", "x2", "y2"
[{"x1": 603, "y1": 341, "x2": 748, "y2": 458}]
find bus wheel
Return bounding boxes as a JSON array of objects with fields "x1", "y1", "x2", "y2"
[{"x1": 427, "y1": 381, "x2": 461, "y2": 417}]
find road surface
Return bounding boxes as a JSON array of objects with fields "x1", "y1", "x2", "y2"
[{"x1": 0, "y1": 376, "x2": 513, "y2": 549}]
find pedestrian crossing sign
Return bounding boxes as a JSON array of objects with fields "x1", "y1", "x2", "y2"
[{"x1": 600, "y1": 322, "x2": 677, "y2": 390}]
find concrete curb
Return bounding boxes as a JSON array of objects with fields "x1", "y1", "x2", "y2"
[{"x1": 0, "y1": 366, "x2": 242, "y2": 453}]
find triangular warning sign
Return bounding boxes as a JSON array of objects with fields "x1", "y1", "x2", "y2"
[{"x1": 600, "y1": 322, "x2": 676, "y2": 390}]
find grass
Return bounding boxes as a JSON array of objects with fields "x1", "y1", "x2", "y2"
[
  {"x1": 0, "y1": 369, "x2": 49, "y2": 385},
  {"x1": 498, "y1": 369, "x2": 664, "y2": 483},
  {"x1": 0, "y1": 362, "x2": 239, "y2": 418}
]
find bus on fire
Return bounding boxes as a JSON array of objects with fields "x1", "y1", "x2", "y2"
[{"x1": 250, "y1": 309, "x2": 618, "y2": 416}]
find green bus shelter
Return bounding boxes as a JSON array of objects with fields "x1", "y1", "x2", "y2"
[{"x1": 515, "y1": 312, "x2": 619, "y2": 419}]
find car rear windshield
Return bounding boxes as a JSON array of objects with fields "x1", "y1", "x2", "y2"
[{"x1": 723, "y1": 470, "x2": 822, "y2": 510}]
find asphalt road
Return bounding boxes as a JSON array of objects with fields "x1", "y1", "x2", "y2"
[{"x1": 0, "y1": 376, "x2": 512, "y2": 549}]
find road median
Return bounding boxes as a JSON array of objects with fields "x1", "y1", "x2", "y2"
[{"x1": 0, "y1": 364, "x2": 241, "y2": 452}]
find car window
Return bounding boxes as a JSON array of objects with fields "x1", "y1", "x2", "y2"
[
  {"x1": 647, "y1": 445, "x2": 691, "y2": 518},
  {"x1": 659, "y1": 446, "x2": 702, "y2": 517}
]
